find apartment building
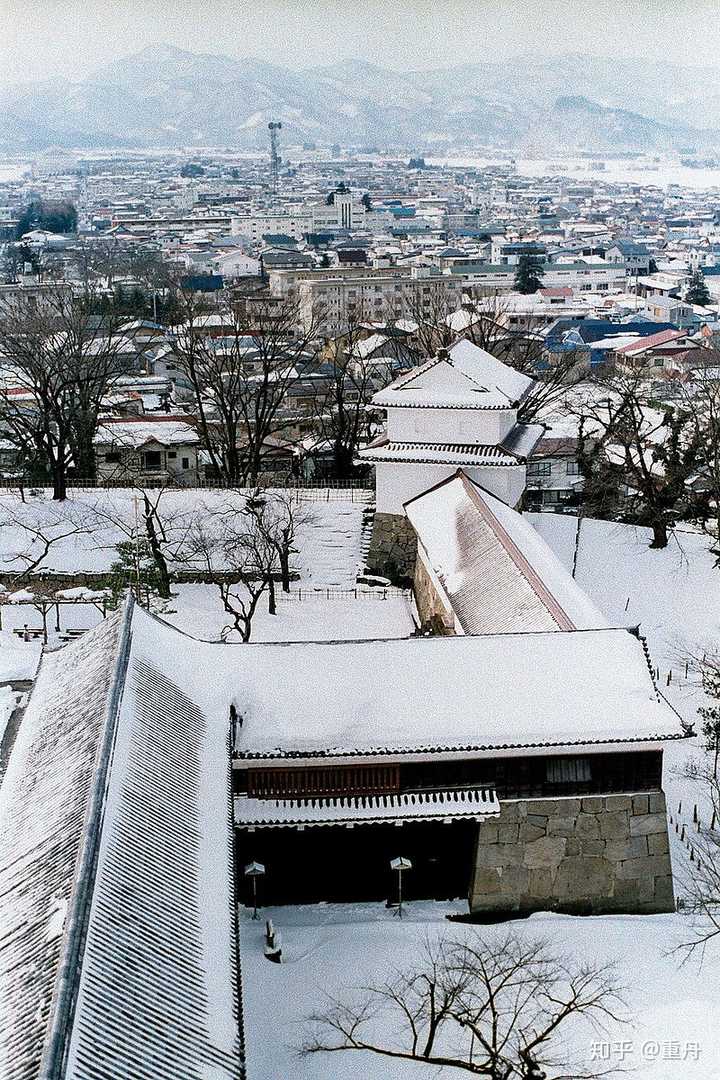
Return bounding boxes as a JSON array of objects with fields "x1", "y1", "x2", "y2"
[{"x1": 281, "y1": 266, "x2": 463, "y2": 333}]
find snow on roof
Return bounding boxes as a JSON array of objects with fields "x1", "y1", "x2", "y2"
[
  {"x1": 0, "y1": 600, "x2": 242, "y2": 1080},
  {"x1": 114, "y1": 607, "x2": 680, "y2": 761},
  {"x1": 372, "y1": 339, "x2": 534, "y2": 411},
  {"x1": 235, "y1": 787, "x2": 500, "y2": 828},
  {"x1": 358, "y1": 437, "x2": 527, "y2": 467},
  {"x1": 353, "y1": 333, "x2": 389, "y2": 359},
  {"x1": 616, "y1": 329, "x2": 686, "y2": 354},
  {"x1": 63, "y1": 610, "x2": 240, "y2": 1080},
  {"x1": 94, "y1": 416, "x2": 200, "y2": 448},
  {"x1": 227, "y1": 628, "x2": 678, "y2": 759},
  {"x1": 405, "y1": 472, "x2": 606, "y2": 635},
  {"x1": 0, "y1": 613, "x2": 125, "y2": 1080}
]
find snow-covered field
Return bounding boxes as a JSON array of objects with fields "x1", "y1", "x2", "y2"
[
  {"x1": 240, "y1": 902, "x2": 720, "y2": 1080},
  {"x1": 0, "y1": 488, "x2": 370, "y2": 580}
]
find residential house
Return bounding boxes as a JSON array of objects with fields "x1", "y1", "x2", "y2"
[{"x1": 93, "y1": 415, "x2": 200, "y2": 484}]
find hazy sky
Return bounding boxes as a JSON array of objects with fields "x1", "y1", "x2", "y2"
[{"x1": 1, "y1": 0, "x2": 717, "y2": 84}]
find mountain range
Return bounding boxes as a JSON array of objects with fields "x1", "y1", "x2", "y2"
[{"x1": 1, "y1": 44, "x2": 719, "y2": 155}]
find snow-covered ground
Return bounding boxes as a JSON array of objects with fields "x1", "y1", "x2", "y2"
[
  {"x1": 0, "y1": 489, "x2": 369, "y2": 580},
  {"x1": 0, "y1": 629, "x2": 41, "y2": 683},
  {"x1": 240, "y1": 902, "x2": 720, "y2": 1080}
]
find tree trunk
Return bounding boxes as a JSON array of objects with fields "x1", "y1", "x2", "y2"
[
  {"x1": 74, "y1": 439, "x2": 96, "y2": 480},
  {"x1": 267, "y1": 575, "x2": 277, "y2": 615},
  {"x1": 650, "y1": 519, "x2": 669, "y2": 549},
  {"x1": 52, "y1": 463, "x2": 67, "y2": 501},
  {"x1": 143, "y1": 496, "x2": 171, "y2": 598},
  {"x1": 279, "y1": 549, "x2": 291, "y2": 592}
]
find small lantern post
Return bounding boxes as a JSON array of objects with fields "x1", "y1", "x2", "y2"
[
  {"x1": 390, "y1": 856, "x2": 412, "y2": 918},
  {"x1": 244, "y1": 861, "x2": 266, "y2": 919}
]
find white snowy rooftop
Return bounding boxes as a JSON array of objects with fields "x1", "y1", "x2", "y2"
[
  {"x1": 94, "y1": 415, "x2": 200, "y2": 448},
  {"x1": 406, "y1": 471, "x2": 606, "y2": 634},
  {"x1": 235, "y1": 788, "x2": 500, "y2": 828},
  {"x1": 101, "y1": 607, "x2": 681, "y2": 761},
  {"x1": 0, "y1": 602, "x2": 241, "y2": 1080},
  {"x1": 372, "y1": 339, "x2": 535, "y2": 411}
]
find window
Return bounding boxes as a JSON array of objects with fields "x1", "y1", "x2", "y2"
[
  {"x1": 546, "y1": 757, "x2": 592, "y2": 784},
  {"x1": 167, "y1": 451, "x2": 177, "y2": 459},
  {"x1": 566, "y1": 460, "x2": 580, "y2": 475},
  {"x1": 143, "y1": 450, "x2": 162, "y2": 472},
  {"x1": 527, "y1": 461, "x2": 552, "y2": 477},
  {"x1": 181, "y1": 457, "x2": 190, "y2": 469},
  {"x1": 105, "y1": 451, "x2": 121, "y2": 464}
]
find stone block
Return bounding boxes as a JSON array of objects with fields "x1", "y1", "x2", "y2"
[
  {"x1": 523, "y1": 835, "x2": 566, "y2": 869},
  {"x1": 604, "y1": 794, "x2": 632, "y2": 812},
  {"x1": 477, "y1": 823, "x2": 499, "y2": 844},
  {"x1": 648, "y1": 791, "x2": 667, "y2": 814},
  {"x1": 581, "y1": 797, "x2": 605, "y2": 813},
  {"x1": 526, "y1": 814, "x2": 549, "y2": 828},
  {"x1": 565, "y1": 838, "x2": 581, "y2": 856},
  {"x1": 475, "y1": 843, "x2": 523, "y2": 868},
  {"x1": 497, "y1": 822, "x2": 520, "y2": 843},
  {"x1": 616, "y1": 855, "x2": 672, "y2": 880},
  {"x1": 519, "y1": 823, "x2": 546, "y2": 842},
  {"x1": 555, "y1": 856, "x2": 613, "y2": 900},
  {"x1": 528, "y1": 798, "x2": 580, "y2": 816},
  {"x1": 580, "y1": 838, "x2": 606, "y2": 856},
  {"x1": 500, "y1": 802, "x2": 521, "y2": 822},
  {"x1": 648, "y1": 831, "x2": 670, "y2": 856},
  {"x1": 599, "y1": 811, "x2": 629, "y2": 840},
  {"x1": 654, "y1": 874, "x2": 675, "y2": 906},
  {"x1": 576, "y1": 813, "x2": 601, "y2": 839},
  {"x1": 547, "y1": 817, "x2": 576, "y2": 837},
  {"x1": 605, "y1": 836, "x2": 648, "y2": 861},
  {"x1": 629, "y1": 813, "x2": 669, "y2": 837},
  {"x1": 498, "y1": 865, "x2": 529, "y2": 895},
  {"x1": 613, "y1": 875, "x2": 655, "y2": 905},
  {"x1": 632, "y1": 794, "x2": 649, "y2": 815},
  {"x1": 471, "y1": 866, "x2": 502, "y2": 896},
  {"x1": 527, "y1": 867, "x2": 554, "y2": 898}
]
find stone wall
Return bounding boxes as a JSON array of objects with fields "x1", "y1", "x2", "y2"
[
  {"x1": 364, "y1": 512, "x2": 418, "y2": 584},
  {"x1": 470, "y1": 791, "x2": 674, "y2": 916},
  {"x1": 413, "y1": 553, "x2": 455, "y2": 633}
]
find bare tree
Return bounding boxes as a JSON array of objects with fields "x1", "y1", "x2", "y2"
[
  {"x1": 188, "y1": 489, "x2": 301, "y2": 640},
  {"x1": 0, "y1": 286, "x2": 127, "y2": 497},
  {"x1": 303, "y1": 930, "x2": 628, "y2": 1079},
  {"x1": 675, "y1": 370, "x2": 720, "y2": 558},
  {"x1": 0, "y1": 495, "x2": 93, "y2": 583},
  {"x1": 574, "y1": 369, "x2": 701, "y2": 549},
  {"x1": 312, "y1": 321, "x2": 391, "y2": 478},
  {"x1": 174, "y1": 291, "x2": 323, "y2": 485},
  {"x1": 89, "y1": 483, "x2": 199, "y2": 600}
]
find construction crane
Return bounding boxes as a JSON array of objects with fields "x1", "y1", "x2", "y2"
[{"x1": 268, "y1": 121, "x2": 282, "y2": 194}]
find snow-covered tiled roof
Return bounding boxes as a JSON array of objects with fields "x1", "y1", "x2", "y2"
[
  {"x1": 94, "y1": 415, "x2": 200, "y2": 448},
  {"x1": 0, "y1": 613, "x2": 126, "y2": 1080},
  {"x1": 235, "y1": 787, "x2": 500, "y2": 828},
  {"x1": 406, "y1": 472, "x2": 606, "y2": 635},
  {"x1": 372, "y1": 339, "x2": 535, "y2": 410},
  {"x1": 358, "y1": 437, "x2": 526, "y2": 467},
  {"x1": 0, "y1": 601, "x2": 242, "y2": 1080}
]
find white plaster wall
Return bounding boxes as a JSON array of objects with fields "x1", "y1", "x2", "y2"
[
  {"x1": 375, "y1": 462, "x2": 527, "y2": 514},
  {"x1": 387, "y1": 407, "x2": 517, "y2": 445}
]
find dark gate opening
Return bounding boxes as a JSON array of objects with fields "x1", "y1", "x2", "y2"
[{"x1": 237, "y1": 819, "x2": 478, "y2": 907}]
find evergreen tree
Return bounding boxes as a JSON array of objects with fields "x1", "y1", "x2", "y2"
[
  {"x1": 107, "y1": 537, "x2": 170, "y2": 611},
  {"x1": 685, "y1": 269, "x2": 711, "y2": 307},
  {"x1": 514, "y1": 255, "x2": 545, "y2": 294}
]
